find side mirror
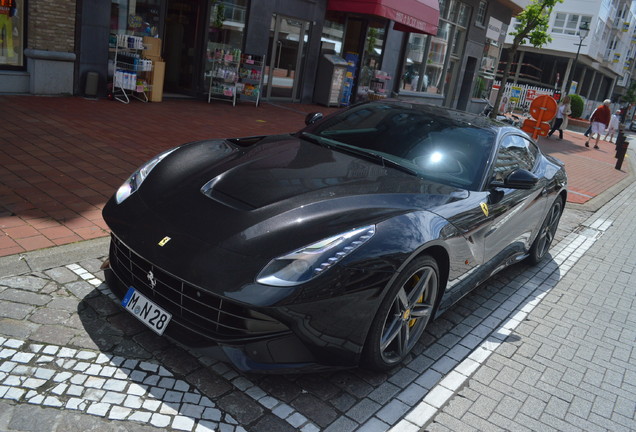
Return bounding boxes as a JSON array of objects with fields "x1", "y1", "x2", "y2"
[
  {"x1": 490, "y1": 169, "x2": 539, "y2": 190},
  {"x1": 504, "y1": 169, "x2": 539, "y2": 189},
  {"x1": 305, "y1": 112, "x2": 323, "y2": 125}
]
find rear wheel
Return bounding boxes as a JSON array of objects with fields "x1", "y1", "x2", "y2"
[
  {"x1": 362, "y1": 255, "x2": 439, "y2": 371},
  {"x1": 528, "y1": 197, "x2": 563, "y2": 265}
]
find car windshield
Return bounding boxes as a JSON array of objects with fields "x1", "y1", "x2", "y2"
[{"x1": 305, "y1": 102, "x2": 497, "y2": 190}]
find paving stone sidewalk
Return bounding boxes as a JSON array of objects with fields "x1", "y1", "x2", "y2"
[
  {"x1": 0, "y1": 162, "x2": 635, "y2": 430},
  {"x1": 422, "y1": 175, "x2": 636, "y2": 432}
]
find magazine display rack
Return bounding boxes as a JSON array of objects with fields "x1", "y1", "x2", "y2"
[
  {"x1": 112, "y1": 34, "x2": 152, "y2": 104},
  {"x1": 207, "y1": 50, "x2": 264, "y2": 107}
]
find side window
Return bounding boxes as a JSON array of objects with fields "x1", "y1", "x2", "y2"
[{"x1": 492, "y1": 135, "x2": 538, "y2": 182}]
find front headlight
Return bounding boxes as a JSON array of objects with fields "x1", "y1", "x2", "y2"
[
  {"x1": 115, "y1": 148, "x2": 178, "y2": 204},
  {"x1": 256, "y1": 225, "x2": 376, "y2": 287}
]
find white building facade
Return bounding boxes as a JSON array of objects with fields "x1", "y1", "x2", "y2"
[{"x1": 502, "y1": 0, "x2": 636, "y2": 108}]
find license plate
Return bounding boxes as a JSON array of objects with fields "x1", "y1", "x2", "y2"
[{"x1": 122, "y1": 287, "x2": 172, "y2": 335}]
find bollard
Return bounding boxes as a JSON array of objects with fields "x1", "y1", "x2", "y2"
[
  {"x1": 615, "y1": 126, "x2": 629, "y2": 170},
  {"x1": 615, "y1": 128, "x2": 625, "y2": 159}
]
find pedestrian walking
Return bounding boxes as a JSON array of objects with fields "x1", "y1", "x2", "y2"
[
  {"x1": 547, "y1": 96, "x2": 572, "y2": 139},
  {"x1": 583, "y1": 107, "x2": 597, "y2": 138},
  {"x1": 603, "y1": 110, "x2": 621, "y2": 143},
  {"x1": 585, "y1": 99, "x2": 611, "y2": 149}
]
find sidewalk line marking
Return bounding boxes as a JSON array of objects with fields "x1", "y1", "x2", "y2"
[{"x1": 568, "y1": 190, "x2": 594, "y2": 199}]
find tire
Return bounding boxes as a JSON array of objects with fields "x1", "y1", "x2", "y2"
[
  {"x1": 528, "y1": 196, "x2": 563, "y2": 265},
  {"x1": 362, "y1": 255, "x2": 439, "y2": 371}
]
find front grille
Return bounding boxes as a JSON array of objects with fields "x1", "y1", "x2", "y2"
[{"x1": 108, "y1": 235, "x2": 287, "y2": 341}]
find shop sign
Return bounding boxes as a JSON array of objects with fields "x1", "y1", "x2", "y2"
[
  {"x1": 394, "y1": 12, "x2": 426, "y2": 32},
  {"x1": 510, "y1": 86, "x2": 522, "y2": 103},
  {"x1": 569, "y1": 81, "x2": 578, "y2": 94},
  {"x1": 486, "y1": 17, "x2": 504, "y2": 41}
]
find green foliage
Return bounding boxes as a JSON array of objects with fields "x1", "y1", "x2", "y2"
[
  {"x1": 367, "y1": 28, "x2": 378, "y2": 55},
  {"x1": 509, "y1": 0, "x2": 563, "y2": 49},
  {"x1": 568, "y1": 94, "x2": 584, "y2": 118},
  {"x1": 213, "y1": 2, "x2": 225, "y2": 29}
]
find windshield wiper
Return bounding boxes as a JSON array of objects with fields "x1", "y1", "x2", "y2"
[
  {"x1": 375, "y1": 155, "x2": 420, "y2": 176},
  {"x1": 299, "y1": 132, "x2": 419, "y2": 177},
  {"x1": 298, "y1": 132, "x2": 336, "y2": 149}
]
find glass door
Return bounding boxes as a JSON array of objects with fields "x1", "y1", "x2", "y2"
[
  {"x1": 263, "y1": 15, "x2": 311, "y2": 101},
  {"x1": 164, "y1": 0, "x2": 205, "y2": 94}
]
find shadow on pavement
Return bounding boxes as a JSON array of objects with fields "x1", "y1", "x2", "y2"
[{"x1": 74, "y1": 249, "x2": 564, "y2": 430}]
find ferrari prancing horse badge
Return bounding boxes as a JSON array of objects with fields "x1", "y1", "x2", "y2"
[{"x1": 480, "y1": 203, "x2": 489, "y2": 217}]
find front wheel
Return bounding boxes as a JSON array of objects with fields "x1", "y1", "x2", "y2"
[
  {"x1": 362, "y1": 255, "x2": 439, "y2": 371},
  {"x1": 528, "y1": 196, "x2": 563, "y2": 265}
]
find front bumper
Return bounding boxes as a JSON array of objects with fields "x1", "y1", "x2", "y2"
[
  {"x1": 103, "y1": 235, "x2": 325, "y2": 372},
  {"x1": 103, "y1": 233, "x2": 394, "y2": 371}
]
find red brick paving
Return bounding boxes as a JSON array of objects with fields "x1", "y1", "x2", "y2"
[
  {"x1": 536, "y1": 130, "x2": 630, "y2": 204},
  {"x1": 0, "y1": 95, "x2": 631, "y2": 258}
]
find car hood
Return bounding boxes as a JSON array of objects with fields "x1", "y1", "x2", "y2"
[{"x1": 110, "y1": 136, "x2": 469, "y2": 256}]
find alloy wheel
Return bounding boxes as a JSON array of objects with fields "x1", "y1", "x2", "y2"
[
  {"x1": 379, "y1": 264, "x2": 438, "y2": 364},
  {"x1": 535, "y1": 199, "x2": 562, "y2": 260}
]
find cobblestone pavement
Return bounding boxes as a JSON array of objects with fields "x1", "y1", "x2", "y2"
[
  {"x1": 0, "y1": 184, "x2": 635, "y2": 431},
  {"x1": 422, "y1": 180, "x2": 636, "y2": 432}
]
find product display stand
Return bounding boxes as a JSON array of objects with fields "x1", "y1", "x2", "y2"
[
  {"x1": 112, "y1": 34, "x2": 153, "y2": 104},
  {"x1": 368, "y1": 71, "x2": 391, "y2": 101},
  {"x1": 237, "y1": 54, "x2": 264, "y2": 107},
  {"x1": 207, "y1": 49, "x2": 241, "y2": 106}
]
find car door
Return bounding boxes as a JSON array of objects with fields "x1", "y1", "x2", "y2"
[{"x1": 480, "y1": 133, "x2": 549, "y2": 268}]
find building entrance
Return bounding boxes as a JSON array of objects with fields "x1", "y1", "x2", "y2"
[
  {"x1": 164, "y1": 0, "x2": 206, "y2": 94},
  {"x1": 262, "y1": 14, "x2": 311, "y2": 102}
]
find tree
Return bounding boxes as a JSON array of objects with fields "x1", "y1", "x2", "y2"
[{"x1": 491, "y1": 0, "x2": 563, "y2": 118}]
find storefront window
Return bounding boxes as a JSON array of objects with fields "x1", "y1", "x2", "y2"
[
  {"x1": 399, "y1": 0, "x2": 470, "y2": 98},
  {"x1": 205, "y1": 1, "x2": 248, "y2": 89},
  {"x1": 110, "y1": 0, "x2": 161, "y2": 36},
  {"x1": 207, "y1": 0, "x2": 247, "y2": 49},
  {"x1": 357, "y1": 22, "x2": 386, "y2": 99},
  {"x1": 321, "y1": 14, "x2": 344, "y2": 53},
  {"x1": 473, "y1": 16, "x2": 506, "y2": 99},
  {"x1": 320, "y1": 14, "x2": 387, "y2": 103},
  {"x1": 1, "y1": 0, "x2": 24, "y2": 68},
  {"x1": 473, "y1": 40, "x2": 499, "y2": 98}
]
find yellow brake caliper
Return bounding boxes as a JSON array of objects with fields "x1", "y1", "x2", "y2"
[{"x1": 409, "y1": 275, "x2": 423, "y2": 328}]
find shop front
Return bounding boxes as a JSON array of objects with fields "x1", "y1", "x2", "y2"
[
  {"x1": 0, "y1": 0, "x2": 29, "y2": 93},
  {"x1": 396, "y1": 0, "x2": 519, "y2": 112},
  {"x1": 107, "y1": 0, "x2": 326, "y2": 102},
  {"x1": 397, "y1": 0, "x2": 472, "y2": 106},
  {"x1": 106, "y1": 0, "x2": 440, "y2": 104},
  {"x1": 321, "y1": 0, "x2": 440, "y2": 105},
  {"x1": 109, "y1": 0, "x2": 250, "y2": 97}
]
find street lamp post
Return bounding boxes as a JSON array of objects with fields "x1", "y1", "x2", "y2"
[{"x1": 565, "y1": 22, "x2": 590, "y2": 96}]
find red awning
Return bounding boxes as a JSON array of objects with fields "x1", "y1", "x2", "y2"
[{"x1": 328, "y1": 0, "x2": 439, "y2": 35}]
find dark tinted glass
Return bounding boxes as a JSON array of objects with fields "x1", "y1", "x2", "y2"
[
  {"x1": 492, "y1": 135, "x2": 539, "y2": 183},
  {"x1": 310, "y1": 102, "x2": 496, "y2": 190}
]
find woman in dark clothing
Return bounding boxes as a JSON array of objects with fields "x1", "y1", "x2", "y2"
[{"x1": 547, "y1": 96, "x2": 571, "y2": 140}]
